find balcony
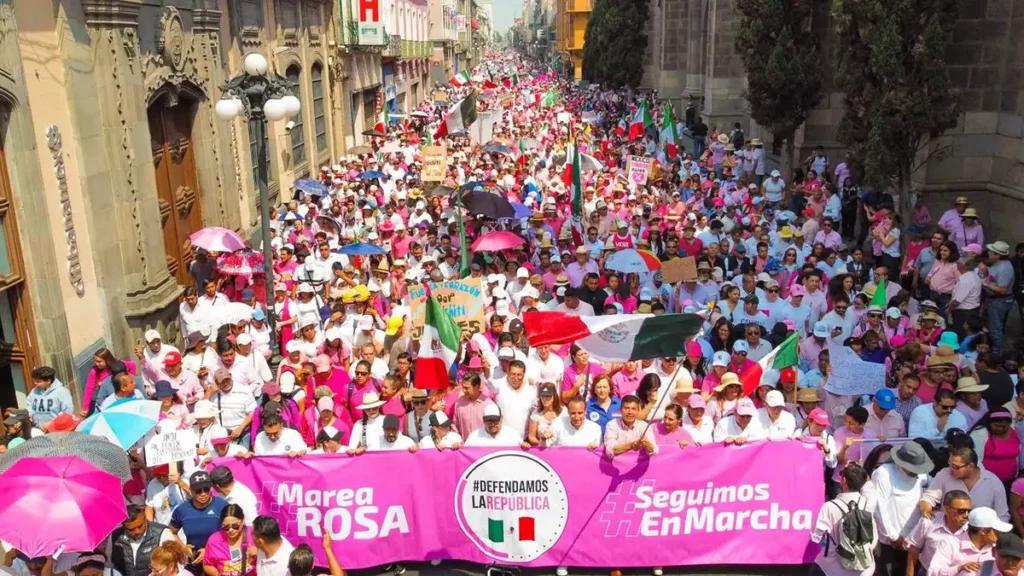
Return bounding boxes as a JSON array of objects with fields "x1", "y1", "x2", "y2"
[{"x1": 383, "y1": 33, "x2": 402, "y2": 57}]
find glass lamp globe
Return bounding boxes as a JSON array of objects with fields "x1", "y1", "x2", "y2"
[
  {"x1": 243, "y1": 53, "x2": 269, "y2": 76},
  {"x1": 280, "y1": 95, "x2": 301, "y2": 118},
  {"x1": 215, "y1": 98, "x2": 242, "y2": 120},
  {"x1": 263, "y1": 98, "x2": 287, "y2": 121}
]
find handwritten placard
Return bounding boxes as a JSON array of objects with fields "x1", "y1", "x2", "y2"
[
  {"x1": 144, "y1": 429, "x2": 198, "y2": 467},
  {"x1": 407, "y1": 278, "x2": 486, "y2": 339},
  {"x1": 627, "y1": 155, "x2": 652, "y2": 186},
  {"x1": 823, "y1": 344, "x2": 887, "y2": 397},
  {"x1": 421, "y1": 146, "x2": 447, "y2": 181},
  {"x1": 661, "y1": 256, "x2": 698, "y2": 284}
]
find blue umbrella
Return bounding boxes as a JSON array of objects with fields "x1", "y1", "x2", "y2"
[
  {"x1": 502, "y1": 202, "x2": 533, "y2": 221},
  {"x1": 76, "y1": 398, "x2": 161, "y2": 450},
  {"x1": 358, "y1": 170, "x2": 387, "y2": 180},
  {"x1": 335, "y1": 242, "x2": 388, "y2": 256},
  {"x1": 483, "y1": 142, "x2": 514, "y2": 156},
  {"x1": 294, "y1": 178, "x2": 328, "y2": 197}
]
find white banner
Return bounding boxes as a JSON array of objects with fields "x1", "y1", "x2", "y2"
[{"x1": 144, "y1": 429, "x2": 198, "y2": 467}]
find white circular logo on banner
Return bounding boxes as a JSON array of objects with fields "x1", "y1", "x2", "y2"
[{"x1": 455, "y1": 451, "x2": 569, "y2": 563}]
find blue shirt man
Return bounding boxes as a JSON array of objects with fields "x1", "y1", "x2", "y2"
[{"x1": 169, "y1": 471, "x2": 229, "y2": 552}]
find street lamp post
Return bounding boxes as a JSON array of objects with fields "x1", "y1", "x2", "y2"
[{"x1": 215, "y1": 52, "x2": 301, "y2": 343}]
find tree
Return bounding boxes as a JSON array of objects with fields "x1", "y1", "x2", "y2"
[
  {"x1": 832, "y1": 0, "x2": 960, "y2": 221},
  {"x1": 582, "y1": 0, "x2": 649, "y2": 88},
  {"x1": 735, "y1": 0, "x2": 826, "y2": 178}
]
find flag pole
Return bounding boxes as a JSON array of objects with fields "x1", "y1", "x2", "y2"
[{"x1": 637, "y1": 363, "x2": 684, "y2": 442}]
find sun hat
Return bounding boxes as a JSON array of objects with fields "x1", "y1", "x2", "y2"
[
  {"x1": 889, "y1": 442, "x2": 934, "y2": 475},
  {"x1": 797, "y1": 388, "x2": 819, "y2": 403},
  {"x1": 355, "y1": 391, "x2": 386, "y2": 410},
  {"x1": 152, "y1": 380, "x2": 176, "y2": 400},
  {"x1": 42, "y1": 413, "x2": 80, "y2": 433},
  {"x1": 962, "y1": 208, "x2": 978, "y2": 219},
  {"x1": 192, "y1": 399, "x2": 218, "y2": 419},
  {"x1": 714, "y1": 372, "x2": 741, "y2": 392},
  {"x1": 937, "y1": 331, "x2": 960, "y2": 350},
  {"x1": 955, "y1": 377, "x2": 989, "y2": 394},
  {"x1": 673, "y1": 379, "x2": 697, "y2": 394},
  {"x1": 987, "y1": 241, "x2": 1010, "y2": 256}
]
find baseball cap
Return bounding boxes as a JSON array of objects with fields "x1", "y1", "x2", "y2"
[
  {"x1": 429, "y1": 412, "x2": 452, "y2": 427},
  {"x1": 209, "y1": 429, "x2": 231, "y2": 445},
  {"x1": 790, "y1": 285, "x2": 806, "y2": 297},
  {"x1": 189, "y1": 470, "x2": 213, "y2": 491},
  {"x1": 497, "y1": 348, "x2": 515, "y2": 360},
  {"x1": 997, "y1": 534, "x2": 1024, "y2": 559},
  {"x1": 482, "y1": 403, "x2": 501, "y2": 422},
  {"x1": 770, "y1": 170, "x2": 781, "y2": 177},
  {"x1": 712, "y1": 350, "x2": 730, "y2": 367},
  {"x1": 252, "y1": 309, "x2": 266, "y2": 321},
  {"x1": 235, "y1": 333, "x2": 252, "y2": 346},
  {"x1": 317, "y1": 396, "x2": 335, "y2": 412},
  {"x1": 969, "y1": 507, "x2": 1013, "y2": 533},
  {"x1": 807, "y1": 407, "x2": 830, "y2": 427},
  {"x1": 382, "y1": 414, "x2": 401, "y2": 430},
  {"x1": 385, "y1": 316, "x2": 404, "y2": 336},
  {"x1": 163, "y1": 351, "x2": 182, "y2": 366},
  {"x1": 733, "y1": 340, "x2": 749, "y2": 354},
  {"x1": 765, "y1": 390, "x2": 785, "y2": 408},
  {"x1": 886, "y1": 307, "x2": 902, "y2": 319},
  {"x1": 875, "y1": 389, "x2": 896, "y2": 410},
  {"x1": 735, "y1": 398, "x2": 756, "y2": 417},
  {"x1": 144, "y1": 329, "x2": 161, "y2": 343},
  {"x1": 262, "y1": 381, "x2": 281, "y2": 396},
  {"x1": 813, "y1": 321, "x2": 829, "y2": 338},
  {"x1": 209, "y1": 466, "x2": 234, "y2": 487},
  {"x1": 214, "y1": 368, "x2": 232, "y2": 385},
  {"x1": 687, "y1": 395, "x2": 707, "y2": 409}
]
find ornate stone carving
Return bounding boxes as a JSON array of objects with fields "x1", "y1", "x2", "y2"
[
  {"x1": 82, "y1": 0, "x2": 141, "y2": 28},
  {"x1": 157, "y1": 7, "x2": 186, "y2": 72},
  {"x1": 229, "y1": 121, "x2": 245, "y2": 224},
  {"x1": 173, "y1": 185, "x2": 196, "y2": 216},
  {"x1": 45, "y1": 125, "x2": 86, "y2": 297},
  {"x1": 109, "y1": 29, "x2": 148, "y2": 284},
  {"x1": 122, "y1": 27, "x2": 137, "y2": 63},
  {"x1": 234, "y1": 0, "x2": 263, "y2": 48},
  {"x1": 279, "y1": 0, "x2": 299, "y2": 47}
]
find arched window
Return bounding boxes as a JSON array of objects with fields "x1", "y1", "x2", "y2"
[
  {"x1": 311, "y1": 64, "x2": 326, "y2": 153},
  {"x1": 285, "y1": 65, "x2": 305, "y2": 165}
]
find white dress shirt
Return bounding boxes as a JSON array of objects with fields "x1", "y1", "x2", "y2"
[
  {"x1": 553, "y1": 416, "x2": 602, "y2": 447},
  {"x1": 419, "y1": 430, "x2": 463, "y2": 449},
  {"x1": 869, "y1": 462, "x2": 928, "y2": 545},
  {"x1": 757, "y1": 408, "x2": 797, "y2": 439},
  {"x1": 253, "y1": 428, "x2": 306, "y2": 456},
  {"x1": 713, "y1": 415, "x2": 766, "y2": 442},
  {"x1": 464, "y1": 425, "x2": 523, "y2": 447}
]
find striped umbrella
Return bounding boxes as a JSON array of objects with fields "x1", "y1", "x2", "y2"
[
  {"x1": 76, "y1": 398, "x2": 162, "y2": 450},
  {"x1": 605, "y1": 249, "x2": 662, "y2": 273}
]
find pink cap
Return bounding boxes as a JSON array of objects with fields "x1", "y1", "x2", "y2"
[
  {"x1": 687, "y1": 395, "x2": 707, "y2": 409},
  {"x1": 686, "y1": 341, "x2": 703, "y2": 357},
  {"x1": 735, "y1": 398, "x2": 756, "y2": 417},
  {"x1": 789, "y1": 285, "x2": 807, "y2": 297},
  {"x1": 313, "y1": 354, "x2": 332, "y2": 372},
  {"x1": 713, "y1": 198, "x2": 725, "y2": 208},
  {"x1": 964, "y1": 243, "x2": 982, "y2": 255},
  {"x1": 783, "y1": 319, "x2": 797, "y2": 330},
  {"x1": 808, "y1": 408, "x2": 830, "y2": 427}
]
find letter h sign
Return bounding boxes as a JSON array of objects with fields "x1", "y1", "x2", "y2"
[{"x1": 359, "y1": 0, "x2": 379, "y2": 23}]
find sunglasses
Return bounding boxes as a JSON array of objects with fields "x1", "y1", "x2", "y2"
[
  {"x1": 221, "y1": 522, "x2": 243, "y2": 532},
  {"x1": 768, "y1": 288, "x2": 780, "y2": 293},
  {"x1": 413, "y1": 400, "x2": 427, "y2": 406},
  {"x1": 194, "y1": 487, "x2": 211, "y2": 494},
  {"x1": 355, "y1": 371, "x2": 370, "y2": 376}
]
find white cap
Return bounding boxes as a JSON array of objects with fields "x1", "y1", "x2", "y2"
[
  {"x1": 483, "y1": 403, "x2": 501, "y2": 418},
  {"x1": 144, "y1": 329, "x2": 161, "y2": 343},
  {"x1": 357, "y1": 315, "x2": 374, "y2": 330},
  {"x1": 813, "y1": 321, "x2": 830, "y2": 338},
  {"x1": 712, "y1": 351, "x2": 730, "y2": 367},
  {"x1": 236, "y1": 333, "x2": 252, "y2": 346},
  {"x1": 968, "y1": 507, "x2": 1013, "y2": 532},
  {"x1": 298, "y1": 283, "x2": 315, "y2": 294},
  {"x1": 279, "y1": 371, "x2": 297, "y2": 394},
  {"x1": 886, "y1": 307, "x2": 902, "y2": 319},
  {"x1": 516, "y1": 267, "x2": 529, "y2": 279},
  {"x1": 286, "y1": 340, "x2": 302, "y2": 354},
  {"x1": 765, "y1": 390, "x2": 785, "y2": 408},
  {"x1": 497, "y1": 348, "x2": 515, "y2": 359}
]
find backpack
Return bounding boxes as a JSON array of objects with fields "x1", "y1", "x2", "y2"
[
  {"x1": 730, "y1": 128, "x2": 745, "y2": 149},
  {"x1": 827, "y1": 498, "x2": 876, "y2": 572}
]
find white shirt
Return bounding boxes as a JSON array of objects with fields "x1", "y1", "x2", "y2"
[
  {"x1": 252, "y1": 428, "x2": 307, "y2": 455},
  {"x1": 464, "y1": 425, "x2": 523, "y2": 447},
  {"x1": 222, "y1": 482, "x2": 260, "y2": 526},
  {"x1": 757, "y1": 407, "x2": 796, "y2": 439},
  {"x1": 256, "y1": 538, "x2": 295, "y2": 576},
  {"x1": 376, "y1": 433, "x2": 417, "y2": 451},
  {"x1": 682, "y1": 415, "x2": 715, "y2": 445},
  {"x1": 553, "y1": 416, "x2": 602, "y2": 447},
  {"x1": 419, "y1": 430, "x2": 463, "y2": 449},
  {"x1": 145, "y1": 478, "x2": 188, "y2": 526},
  {"x1": 348, "y1": 415, "x2": 386, "y2": 450},
  {"x1": 485, "y1": 379, "x2": 536, "y2": 440},
  {"x1": 210, "y1": 388, "x2": 258, "y2": 429},
  {"x1": 869, "y1": 462, "x2": 929, "y2": 545},
  {"x1": 712, "y1": 415, "x2": 766, "y2": 442}
]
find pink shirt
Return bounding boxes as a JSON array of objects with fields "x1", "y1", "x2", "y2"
[
  {"x1": 922, "y1": 467, "x2": 1010, "y2": 521},
  {"x1": 865, "y1": 408, "x2": 906, "y2": 439},
  {"x1": 832, "y1": 426, "x2": 877, "y2": 481},
  {"x1": 452, "y1": 394, "x2": 491, "y2": 438},
  {"x1": 905, "y1": 516, "x2": 965, "y2": 571},
  {"x1": 203, "y1": 527, "x2": 256, "y2": 576},
  {"x1": 653, "y1": 423, "x2": 694, "y2": 447},
  {"x1": 926, "y1": 261, "x2": 960, "y2": 295},
  {"x1": 561, "y1": 361, "x2": 605, "y2": 393},
  {"x1": 812, "y1": 493, "x2": 875, "y2": 576},
  {"x1": 982, "y1": 432, "x2": 1021, "y2": 482},
  {"x1": 930, "y1": 531, "x2": 994, "y2": 576},
  {"x1": 603, "y1": 417, "x2": 658, "y2": 459},
  {"x1": 612, "y1": 370, "x2": 643, "y2": 398}
]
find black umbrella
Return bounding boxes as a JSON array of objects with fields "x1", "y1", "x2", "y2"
[
  {"x1": 429, "y1": 184, "x2": 456, "y2": 197},
  {"x1": 361, "y1": 129, "x2": 387, "y2": 137},
  {"x1": 0, "y1": 432, "x2": 132, "y2": 482},
  {"x1": 463, "y1": 190, "x2": 516, "y2": 219}
]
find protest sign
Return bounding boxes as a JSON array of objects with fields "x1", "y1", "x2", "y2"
[
  {"x1": 421, "y1": 146, "x2": 447, "y2": 181},
  {"x1": 627, "y1": 156, "x2": 652, "y2": 186},
  {"x1": 220, "y1": 442, "x2": 822, "y2": 570},
  {"x1": 661, "y1": 256, "x2": 698, "y2": 284},
  {"x1": 823, "y1": 344, "x2": 887, "y2": 396},
  {"x1": 500, "y1": 95, "x2": 514, "y2": 108},
  {"x1": 144, "y1": 429, "x2": 197, "y2": 467},
  {"x1": 432, "y1": 91, "x2": 448, "y2": 103},
  {"x1": 407, "y1": 278, "x2": 486, "y2": 338},
  {"x1": 557, "y1": 112, "x2": 572, "y2": 124}
]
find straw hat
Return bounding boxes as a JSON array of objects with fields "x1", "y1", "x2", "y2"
[
  {"x1": 955, "y1": 377, "x2": 989, "y2": 394},
  {"x1": 717, "y1": 133, "x2": 729, "y2": 144},
  {"x1": 796, "y1": 388, "x2": 819, "y2": 403},
  {"x1": 962, "y1": 208, "x2": 978, "y2": 219},
  {"x1": 356, "y1": 391, "x2": 387, "y2": 410},
  {"x1": 673, "y1": 379, "x2": 697, "y2": 395},
  {"x1": 713, "y1": 372, "x2": 742, "y2": 392},
  {"x1": 750, "y1": 138, "x2": 763, "y2": 146}
]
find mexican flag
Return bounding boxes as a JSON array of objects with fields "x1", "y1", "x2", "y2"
[
  {"x1": 432, "y1": 92, "x2": 478, "y2": 140},
  {"x1": 450, "y1": 70, "x2": 471, "y2": 87},
  {"x1": 414, "y1": 295, "x2": 460, "y2": 390},
  {"x1": 502, "y1": 73, "x2": 520, "y2": 89},
  {"x1": 541, "y1": 88, "x2": 558, "y2": 108},
  {"x1": 739, "y1": 332, "x2": 799, "y2": 396},
  {"x1": 373, "y1": 107, "x2": 387, "y2": 134},
  {"x1": 615, "y1": 117, "x2": 628, "y2": 138},
  {"x1": 628, "y1": 101, "x2": 653, "y2": 141},
  {"x1": 483, "y1": 79, "x2": 499, "y2": 90},
  {"x1": 522, "y1": 311, "x2": 705, "y2": 361},
  {"x1": 488, "y1": 517, "x2": 535, "y2": 543},
  {"x1": 563, "y1": 140, "x2": 584, "y2": 246},
  {"x1": 660, "y1": 104, "x2": 679, "y2": 158}
]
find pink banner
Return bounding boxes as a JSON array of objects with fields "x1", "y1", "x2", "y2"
[{"x1": 216, "y1": 441, "x2": 823, "y2": 568}]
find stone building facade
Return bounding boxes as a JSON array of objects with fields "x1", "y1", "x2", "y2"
[
  {"x1": 641, "y1": 0, "x2": 1024, "y2": 245},
  {"x1": 0, "y1": 0, "x2": 344, "y2": 410}
]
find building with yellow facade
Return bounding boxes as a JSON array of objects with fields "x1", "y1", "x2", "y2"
[{"x1": 555, "y1": 0, "x2": 590, "y2": 79}]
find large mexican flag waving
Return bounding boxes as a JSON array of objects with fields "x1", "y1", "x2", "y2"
[{"x1": 414, "y1": 295, "x2": 460, "y2": 390}]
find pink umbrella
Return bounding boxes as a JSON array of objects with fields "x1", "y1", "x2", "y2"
[
  {"x1": 471, "y1": 231, "x2": 525, "y2": 252},
  {"x1": 0, "y1": 456, "x2": 127, "y2": 556},
  {"x1": 190, "y1": 226, "x2": 246, "y2": 253},
  {"x1": 216, "y1": 250, "x2": 265, "y2": 276}
]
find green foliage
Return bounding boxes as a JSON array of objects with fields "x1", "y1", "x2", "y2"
[
  {"x1": 582, "y1": 0, "x2": 650, "y2": 88},
  {"x1": 832, "y1": 0, "x2": 960, "y2": 197},
  {"x1": 735, "y1": 0, "x2": 825, "y2": 148}
]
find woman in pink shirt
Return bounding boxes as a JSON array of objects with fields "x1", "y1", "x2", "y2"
[
  {"x1": 380, "y1": 374, "x2": 409, "y2": 418},
  {"x1": 561, "y1": 345, "x2": 606, "y2": 401},
  {"x1": 202, "y1": 505, "x2": 256, "y2": 576},
  {"x1": 925, "y1": 241, "x2": 960, "y2": 311},
  {"x1": 970, "y1": 410, "x2": 1019, "y2": 486},
  {"x1": 82, "y1": 348, "x2": 136, "y2": 416},
  {"x1": 654, "y1": 404, "x2": 695, "y2": 449},
  {"x1": 611, "y1": 360, "x2": 643, "y2": 397}
]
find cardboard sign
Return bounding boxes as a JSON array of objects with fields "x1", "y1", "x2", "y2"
[
  {"x1": 661, "y1": 256, "x2": 698, "y2": 284},
  {"x1": 408, "y1": 278, "x2": 486, "y2": 339},
  {"x1": 627, "y1": 155, "x2": 652, "y2": 185},
  {"x1": 432, "y1": 91, "x2": 448, "y2": 103},
  {"x1": 144, "y1": 429, "x2": 198, "y2": 467},
  {"x1": 421, "y1": 146, "x2": 447, "y2": 181},
  {"x1": 557, "y1": 112, "x2": 572, "y2": 124},
  {"x1": 823, "y1": 344, "x2": 887, "y2": 397}
]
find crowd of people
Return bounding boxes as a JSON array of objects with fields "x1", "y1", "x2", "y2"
[{"x1": 6, "y1": 51, "x2": 1024, "y2": 576}]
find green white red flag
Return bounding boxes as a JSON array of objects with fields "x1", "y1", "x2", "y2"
[
  {"x1": 414, "y1": 295, "x2": 461, "y2": 390},
  {"x1": 660, "y1": 104, "x2": 679, "y2": 158},
  {"x1": 450, "y1": 70, "x2": 471, "y2": 87},
  {"x1": 739, "y1": 332, "x2": 800, "y2": 396},
  {"x1": 628, "y1": 101, "x2": 653, "y2": 141}
]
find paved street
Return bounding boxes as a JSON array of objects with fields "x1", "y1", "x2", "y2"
[{"x1": 350, "y1": 561, "x2": 803, "y2": 576}]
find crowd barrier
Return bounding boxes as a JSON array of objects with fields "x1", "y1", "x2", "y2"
[{"x1": 217, "y1": 441, "x2": 825, "y2": 569}]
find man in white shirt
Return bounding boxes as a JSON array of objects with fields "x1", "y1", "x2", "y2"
[
  {"x1": 908, "y1": 388, "x2": 968, "y2": 439},
  {"x1": 378, "y1": 415, "x2": 418, "y2": 452},
  {"x1": 528, "y1": 345, "x2": 565, "y2": 384},
  {"x1": 871, "y1": 442, "x2": 932, "y2": 575},
  {"x1": 464, "y1": 404, "x2": 522, "y2": 447},
  {"x1": 554, "y1": 288, "x2": 596, "y2": 316},
  {"x1": 250, "y1": 413, "x2": 307, "y2": 456},
  {"x1": 553, "y1": 397, "x2": 602, "y2": 448},
  {"x1": 484, "y1": 359, "x2": 535, "y2": 440},
  {"x1": 253, "y1": 516, "x2": 295, "y2": 576},
  {"x1": 210, "y1": 466, "x2": 259, "y2": 526},
  {"x1": 419, "y1": 411, "x2": 463, "y2": 450},
  {"x1": 757, "y1": 390, "x2": 796, "y2": 439},
  {"x1": 713, "y1": 398, "x2": 766, "y2": 443},
  {"x1": 820, "y1": 294, "x2": 856, "y2": 344},
  {"x1": 145, "y1": 464, "x2": 189, "y2": 526},
  {"x1": 208, "y1": 369, "x2": 257, "y2": 445}
]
